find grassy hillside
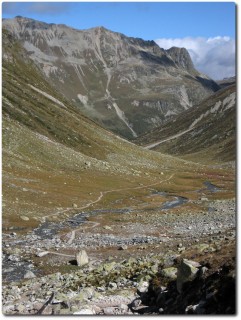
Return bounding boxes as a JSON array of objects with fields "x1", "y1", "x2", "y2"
[{"x1": 135, "y1": 85, "x2": 236, "y2": 164}]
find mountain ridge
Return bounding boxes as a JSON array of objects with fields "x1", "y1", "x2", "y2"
[{"x1": 3, "y1": 16, "x2": 220, "y2": 139}]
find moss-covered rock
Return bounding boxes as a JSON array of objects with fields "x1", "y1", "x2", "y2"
[{"x1": 161, "y1": 267, "x2": 178, "y2": 280}]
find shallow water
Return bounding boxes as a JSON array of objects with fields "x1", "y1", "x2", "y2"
[
  {"x1": 2, "y1": 255, "x2": 41, "y2": 282},
  {"x1": 160, "y1": 196, "x2": 188, "y2": 210},
  {"x1": 204, "y1": 181, "x2": 220, "y2": 192},
  {"x1": 151, "y1": 191, "x2": 167, "y2": 197}
]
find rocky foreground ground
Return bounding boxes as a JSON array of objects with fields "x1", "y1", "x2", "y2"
[{"x1": 2, "y1": 199, "x2": 236, "y2": 315}]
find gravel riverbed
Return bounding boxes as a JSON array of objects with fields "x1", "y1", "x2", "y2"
[{"x1": 2, "y1": 198, "x2": 236, "y2": 315}]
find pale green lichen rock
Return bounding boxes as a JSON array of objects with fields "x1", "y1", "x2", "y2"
[{"x1": 161, "y1": 267, "x2": 178, "y2": 280}]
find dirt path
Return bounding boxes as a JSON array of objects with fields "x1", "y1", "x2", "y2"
[
  {"x1": 144, "y1": 129, "x2": 193, "y2": 149},
  {"x1": 67, "y1": 221, "x2": 100, "y2": 245},
  {"x1": 64, "y1": 174, "x2": 174, "y2": 243},
  {"x1": 41, "y1": 174, "x2": 174, "y2": 224},
  {"x1": 37, "y1": 174, "x2": 175, "y2": 256}
]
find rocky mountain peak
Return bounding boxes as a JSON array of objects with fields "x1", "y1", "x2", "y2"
[
  {"x1": 167, "y1": 46, "x2": 195, "y2": 70},
  {"x1": 15, "y1": 15, "x2": 51, "y2": 28},
  {"x1": 2, "y1": 16, "x2": 220, "y2": 139}
]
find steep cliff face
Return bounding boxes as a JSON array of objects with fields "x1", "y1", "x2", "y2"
[
  {"x1": 166, "y1": 47, "x2": 195, "y2": 71},
  {"x1": 3, "y1": 16, "x2": 220, "y2": 138}
]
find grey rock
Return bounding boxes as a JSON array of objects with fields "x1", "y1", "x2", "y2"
[
  {"x1": 137, "y1": 281, "x2": 149, "y2": 294},
  {"x1": 185, "y1": 300, "x2": 206, "y2": 314},
  {"x1": 15, "y1": 304, "x2": 26, "y2": 313},
  {"x1": 20, "y1": 215, "x2": 29, "y2": 220},
  {"x1": 8, "y1": 254, "x2": 20, "y2": 262},
  {"x1": 24, "y1": 270, "x2": 36, "y2": 279},
  {"x1": 108, "y1": 282, "x2": 117, "y2": 289},
  {"x1": 118, "y1": 245, "x2": 128, "y2": 250},
  {"x1": 103, "y1": 225, "x2": 112, "y2": 230},
  {"x1": 73, "y1": 308, "x2": 95, "y2": 315},
  {"x1": 36, "y1": 251, "x2": 49, "y2": 257},
  {"x1": 2, "y1": 304, "x2": 16, "y2": 314},
  {"x1": 84, "y1": 162, "x2": 91, "y2": 167},
  {"x1": 130, "y1": 298, "x2": 142, "y2": 308},
  {"x1": 177, "y1": 259, "x2": 201, "y2": 293},
  {"x1": 76, "y1": 250, "x2": 89, "y2": 267},
  {"x1": 103, "y1": 307, "x2": 117, "y2": 315},
  {"x1": 10, "y1": 232, "x2": 17, "y2": 237},
  {"x1": 119, "y1": 303, "x2": 129, "y2": 313}
]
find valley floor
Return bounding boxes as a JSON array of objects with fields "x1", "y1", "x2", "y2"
[{"x1": 2, "y1": 173, "x2": 236, "y2": 315}]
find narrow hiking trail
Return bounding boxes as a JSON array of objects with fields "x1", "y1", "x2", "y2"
[
  {"x1": 37, "y1": 174, "x2": 175, "y2": 256},
  {"x1": 41, "y1": 173, "x2": 174, "y2": 223},
  {"x1": 144, "y1": 129, "x2": 193, "y2": 149},
  {"x1": 66, "y1": 221, "x2": 100, "y2": 245},
  {"x1": 63, "y1": 174, "x2": 175, "y2": 243}
]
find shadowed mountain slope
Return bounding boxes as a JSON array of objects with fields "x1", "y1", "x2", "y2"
[{"x1": 136, "y1": 84, "x2": 236, "y2": 164}]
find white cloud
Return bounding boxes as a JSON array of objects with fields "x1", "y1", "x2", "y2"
[{"x1": 155, "y1": 36, "x2": 235, "y2": 80}]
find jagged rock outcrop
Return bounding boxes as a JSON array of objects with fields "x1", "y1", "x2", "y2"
[
  {"x1": 166, "y1": 47, "x2": 195, "y2": 71},
  {"x1": 2, "y1": 16, "x2": 220, "y2": 138}
]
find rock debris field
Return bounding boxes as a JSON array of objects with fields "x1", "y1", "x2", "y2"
[{"x1": 2, "y1": 197, "x2": 236, "y2": 315}]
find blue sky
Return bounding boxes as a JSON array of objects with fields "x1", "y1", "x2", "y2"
[
  {"x1": 2, "y1": 2, "x2": 235, "y2": 40},
  {"x1": 1, "y1": 2, "x2": 236, "y2": 79}
]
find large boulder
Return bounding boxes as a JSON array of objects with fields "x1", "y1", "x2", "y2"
[
  {"x1": 76, "y1": 250, "x2": 89, "y2": 267},
  {"x1": 176, "y1": 259, "x2": 201, "y2": 293}
]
